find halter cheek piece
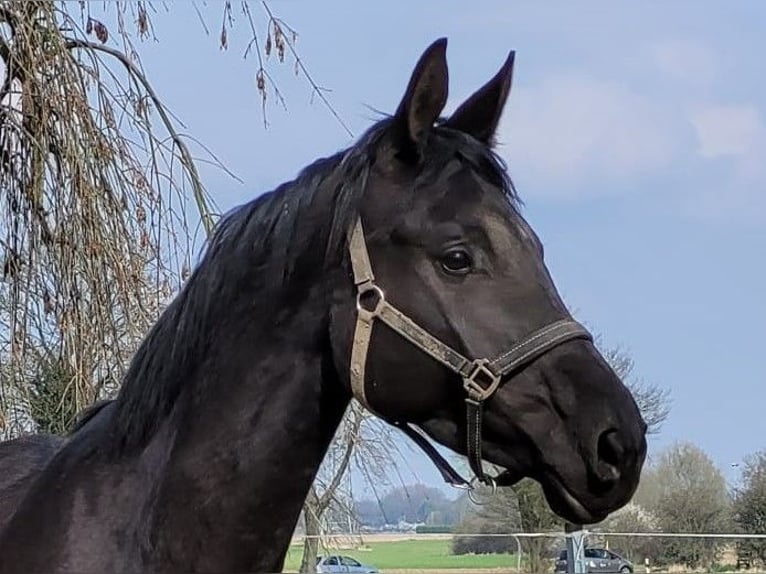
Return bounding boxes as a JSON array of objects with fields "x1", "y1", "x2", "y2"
[{"x1": 347, "y1": 218, "x2": 593, "y2": 489}]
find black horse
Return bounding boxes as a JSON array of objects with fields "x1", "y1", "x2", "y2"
[{"x1": 0, "y1": 39, "x2": 647, "y2": 573}]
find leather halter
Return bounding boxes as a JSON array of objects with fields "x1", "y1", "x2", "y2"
[{"x1": 347, "y1": 218, "x2": 593, "y2": 488}]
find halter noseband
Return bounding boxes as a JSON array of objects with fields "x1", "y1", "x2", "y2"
[{"x1": 347, "y1": 218, "x2": 593, "y2": 489}]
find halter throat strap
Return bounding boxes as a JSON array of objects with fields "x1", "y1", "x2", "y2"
[{"x1": 347, "y1": 218, "x2": 592, "y2": 487}]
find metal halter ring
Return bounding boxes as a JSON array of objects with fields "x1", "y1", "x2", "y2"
[
  {"x1": 355, "y1": 283, "x2": 385, "y2": 316},
  {"x1": 467, "y1": 475, "x2": 497, "y2": 505}
]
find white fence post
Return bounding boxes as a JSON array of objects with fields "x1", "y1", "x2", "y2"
[{"x1": 565, "y1": 522, "x2": 587, "y2": 574}]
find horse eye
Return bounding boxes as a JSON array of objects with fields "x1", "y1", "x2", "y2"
[{"x1": 440, "y1": 248, "x2": 472, "y2": 275}]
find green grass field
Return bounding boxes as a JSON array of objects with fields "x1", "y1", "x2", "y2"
[{"x1": 282, "y1": 538, "x2": 521, "y2": 571}]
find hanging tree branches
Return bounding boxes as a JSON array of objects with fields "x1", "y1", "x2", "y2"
[
  {"x1": 0, "y1": 8, "x2": 401, "y2": 567},
  {"x1": 0, "y1": 0, "x2": 345, "y2": 437}
]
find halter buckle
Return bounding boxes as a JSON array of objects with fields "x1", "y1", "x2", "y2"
[{"x1": 463, "y1": 359, "x2": 501, "y2": 402}]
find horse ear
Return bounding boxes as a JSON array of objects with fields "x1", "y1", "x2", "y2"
[
  {"x1": 443, "y1": 51, "x2": 515, "y2": 145},
  {"x1": 390, "y1": 38, "x2": 449, "y2": 160}
]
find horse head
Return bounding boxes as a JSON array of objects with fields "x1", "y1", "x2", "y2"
[{"x1": 329, "y1": 38, "x2": 647, "y2": 524}]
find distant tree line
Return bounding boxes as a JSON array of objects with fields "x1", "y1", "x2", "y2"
[
  {"x1": 350, "y1": 342, "x2": 765, "y2": 573},
  {"x1": 352, "y1": 445, "x2": 766, "y2": 572}
]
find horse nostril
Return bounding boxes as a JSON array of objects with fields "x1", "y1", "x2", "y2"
[
  {"x1": 595, "y1": 429, "x2": 624, "y2": 484},
  {"x1": 598, "y1": 429, "x2": 624, "y2": 466}
]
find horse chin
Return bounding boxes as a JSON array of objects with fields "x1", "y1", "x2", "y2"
[
  {"x1": 417, "y1": 421, "x2": 607, "y2": 525},
  {"x1": 484, "y1": 445, "x2": 608, "y2": 524},
  {"x1": 481, "y1": 444, "x2": 604, "y2": 524},
  {"x1": 496, "y1": 468, "x2": 607, "y2": 524},
  {"x1": 536, "y1": 473, "x2": 609, "y2": 524}
]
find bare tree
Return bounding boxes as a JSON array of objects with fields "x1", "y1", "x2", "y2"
[
  {"x1": 298, "y1": 401, "x2": 399, "y2": 573},
  {"x1": 650, "y1": 442, "x2": 731, "y2": 568},
  {"x1": 596, "y1": 502, "x2": 662, "y2": 564},
  {"x1": 0, "y1": 4, "x2": 370, "y2": 562},
  {"x1": 452, "y1": 476, "x2": 561, "y2": 573},
  {"x1": 732, "y1": 450, "x2": 766, "y2": 567},
  {"x1": 512, "y1": 479, "x2": 563, "y2": 572},
  {"x1": 299, "y1": 404, "x2": 363, "y2": 574},
  {"x1": 0, "y1": 0, "x2": 344, "y2": 438},
  {"x1": 600, "y1": 344, "x2": 671, "y2": 435}
]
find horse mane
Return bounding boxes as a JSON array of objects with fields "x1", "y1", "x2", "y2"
[
  {"x1": 101, "y1": 118, "x2": 520, "y2": 456},
  {"x1": 70, "y1": 399, "x2": 114, "y2": 433}
]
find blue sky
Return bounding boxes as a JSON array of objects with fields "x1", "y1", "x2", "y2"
[{"x1": 112, "y1": 2, "x2": 764, "y2": 494}]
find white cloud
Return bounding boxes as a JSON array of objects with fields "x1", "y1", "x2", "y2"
[
  {"x1": 650, "y1": 39, "x2": 718, "y2": 86},
  {"x1": 689, "y1": 104, "x2": 762, "y2": 159},
  {"x1": 478, "y1": 42, "x2": 764, "y2": 225},
  {"x1": 499, "y1": 73, "x2": 683, "y2": 198},
  {"x1": 682, "y1": 104, "x2": 766, "y2": 225}
]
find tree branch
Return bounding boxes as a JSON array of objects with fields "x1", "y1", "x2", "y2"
[
  {"x1": 260, "y1": 1, "x2": 353, "y2": 138},
  {"x1": 316, "y1": 408, "x2": 363, "y2": 513},
  {"x1": 0, "y1": 5, "x2": 18, "y2": 35},
  {"x1": 64, "y1": 38, "x2": 215, "y2": 237}
]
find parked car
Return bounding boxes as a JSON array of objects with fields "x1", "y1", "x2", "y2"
[
  {"x1": 555, "y1": 547, "x2": 633, "y2": 573},
  {"x1": 316, "y1": 554, "x2": 379, "y2": 573}
]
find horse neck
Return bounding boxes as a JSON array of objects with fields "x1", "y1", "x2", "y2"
[{"x1": 145, "y1": 288, "x2": 350, "y2": 572}]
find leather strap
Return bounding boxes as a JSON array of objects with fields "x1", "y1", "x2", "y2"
[
  {"x1": 488, "y1": 319, "x2": 592, "y2": 376},
  {"x1": 350, "y1": 295, "x2": 376, "y2": 410},
  {"x1": 466, "y1": 398, "x2": 485, "y2": 482},
  {"x1": 391, "y1": 421, "x2": 472, "y2": 488},
  {"x1": 346, "y1": 217, "x2": 592, "y2": 488}
]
